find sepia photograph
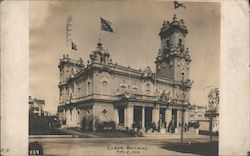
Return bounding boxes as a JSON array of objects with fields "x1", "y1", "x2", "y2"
[
  {"x1": 0, "y1": 0, "x2": 249, "y2": 155},
  {"x1": 28, "y1": 1, "x2": 221, "y2": 155}
]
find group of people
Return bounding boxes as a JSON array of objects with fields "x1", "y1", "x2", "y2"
[
  {"x1": 167, "y1": 119, "x2": 189, "y2": 134},
  {"x1": 132, "y1": 119, "x2": 189, "y2": 134}
]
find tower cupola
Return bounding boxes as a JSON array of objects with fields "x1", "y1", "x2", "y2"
[
  {"x1": 156, "y1": 15, "x2": 191, "y2": 81},
  {"x1": 90, "y1": 39, "x2": 110, "y2": 65}
]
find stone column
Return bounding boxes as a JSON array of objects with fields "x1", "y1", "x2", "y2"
[
  {"x1": 62, "y1": 87, "x2": 65, "y2": 102},
  {"x1": 66, "y1": 109, "x2": 71, "y2": 126},
  {"x1": 124, "y1": 107, "x2": 127, "y2": 128},
  {"x1": 74, "y1": 80, "x2": 77, "y2": 99},
  {"x1": 92, "y1": 106, "x2": 96, "y2": 131},
  {"x1": 63, "y1": 108, "x2": 66, "y2": 122},
  {"x1": 72, "y1": 107, "x2": 77, "y2": 127},
  {"x1": 142, "y1": 106, "x2": 145, "y2": 129},
  {"x1": 114, "y1": 107, "x2": 119, "y2": 127},
  {"x1": 76, "y1": 109, "x2": 82, "y2": 127},
  {"x1": 156, "y1": 107, "x2": 160, "y2": 127},
  {"x1": 152, "y1": 108, "x2": 156, "y2": 123},
  {"x1": 184, "y1": 109, "x2": 189, "y2": 124},
  {"x1": 177, "y1": 109, "x2": 182, "y2": 127},
  {"x1": 126, "y1": 104, "x2": 134, "y2": 128},
  {"x1": 153, "y1": 106, "x2": 160, "y2": 127},
  {"x1": 165, "y1": 108, "x2": 172, "y2": 127}
]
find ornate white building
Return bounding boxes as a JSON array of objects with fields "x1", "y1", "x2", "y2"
[{"x1": 57, "y1": 15, "x2": 193, "y2": 131}]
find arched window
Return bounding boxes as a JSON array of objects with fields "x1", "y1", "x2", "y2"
[
  {"x1": 78, "y1": 87, "x2": 81, "y2": 97},
  {"x1": 101, "y1": 81, "x2": 109, "y2": 95},
  {"x1": 181, "y1": 72, "x2": 185, "y2": 80},
  {"x1": 166, "y1": 40, "x2": 170, "y2": 48},
  {"x1": 179, "y1": 38, "x2": 182, "y2": 46},
  {"x1": 132, "y1": 87, "x2": 138, "y2": 94},
  {"x1": 87, "y1": 82, "x2": 91, "y2": 95},
  {"x1": 145, "y1": 83, "x2": 151, "y2": 95},
  {"x1": 120, "y1": 85, "x2": 126, "y2": 94}
]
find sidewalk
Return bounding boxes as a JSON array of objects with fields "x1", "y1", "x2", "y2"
[{"x1": 29, "y1": 128, "x2": 208, "y2": 139}]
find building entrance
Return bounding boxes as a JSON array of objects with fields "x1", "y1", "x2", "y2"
[
  {"x1": 145, "y1": 107, "x2": 153, "y2": 129},
  {"x1": 160, "y1": 108, "x2": 166, "y2": 128},
  {"x1": 133, "y1": 106, "x2": 142, "y2": 128},
  {"x1": 172, "y1": 109, "x2": 177, "y2": 127},
  {"x1": 118, "y1": 108, "x2": 124, "y2": 126}
]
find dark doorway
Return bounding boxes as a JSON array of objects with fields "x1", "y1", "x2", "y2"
[
  {"x1": 160, "y1": 108, "x2": 166, "y2": 128},
  {"x1": 118, "y1": 108, "x2": 124, "y2": 126},
  {"x1": 133, "y1": 106, "x2": 142, "y2": 128},
  {"x1": 172, "y1": 109, "x2": 177, "y2": 127},
  {"x1": 145, "y1": 107, "x2": 153, "y2": 129}
]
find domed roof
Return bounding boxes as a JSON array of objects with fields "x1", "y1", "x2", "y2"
[
  {"x1": 92, "y1": 39, "x2": 109, "y2": 55},
  {"x1": 159, "y1": 14, "x2": 188, "y2": 38}
]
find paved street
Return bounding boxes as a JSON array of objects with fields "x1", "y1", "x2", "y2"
[{"x1": 29, "y1": 136, "x2": 218, "y2": 156}]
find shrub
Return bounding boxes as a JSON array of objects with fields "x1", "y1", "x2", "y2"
[
  {"x1": 188, "y1": 121, "x2": 200, "y2": 129},
  {"x1": 93, "y1": 119, "x2": 116, "y2": 131}
]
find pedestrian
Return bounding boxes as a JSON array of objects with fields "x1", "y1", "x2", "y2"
[
  {"x1": 132, "y1": 121, "x2": 135, "y2": 130},
  {"x1": 167, "y1": 120, "x2": 172, "y2": 132},
  {"x1": 152, "y1": 122, "x2": 156, "y2": 132},
  {"x1": 171, "y1": 119, "x2": 175, "y2": 134}
]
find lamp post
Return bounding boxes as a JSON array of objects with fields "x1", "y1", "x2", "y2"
[
  {"x1": 207, "y1": 88, "x2": 219, "y2": 144},
  {"x1": 181, "y1": 107, "x2": 184, "y2": 143},
  {"x1": 180, "y1": 73, "x2": 185, "y2": 143},
  {"x1": 209, "y1": 110, "x2": 213, "y2": 143}
]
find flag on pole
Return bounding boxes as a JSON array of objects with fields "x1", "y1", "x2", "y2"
[
  {"x1": 174, "y1": 1, "x2": 186, "y2": 9},
  {"x1": 72, "y1": 41, "x2": 77, "y2": 51},
  {"x1": 100, "y1": 17, "x2": 113, "y2": 32}
]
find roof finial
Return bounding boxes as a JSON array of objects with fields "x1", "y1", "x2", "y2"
[
  {"x1": 97, "y1": 38, "x2": 102, "y2": 48},
  {"x1": 173, "y1": 14, "x2": 177, "y2": 21}
]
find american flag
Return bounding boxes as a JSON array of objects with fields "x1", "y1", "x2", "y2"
[{"x1": 100, "y1": 17, "x2": 113, "y2": 33}]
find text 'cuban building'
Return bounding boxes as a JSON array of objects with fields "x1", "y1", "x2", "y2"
[{"x1": 57, "y1": 15, "x2": 193, "y2": 132}]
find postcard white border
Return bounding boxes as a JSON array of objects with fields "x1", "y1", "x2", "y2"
[{"x1": 0, "y1": 0, "x2": 249, "y2": 155}]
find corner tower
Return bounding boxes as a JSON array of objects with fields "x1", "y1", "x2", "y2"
[{"x1": 156, "y1": 14, "x2": 191, "y2": 81}]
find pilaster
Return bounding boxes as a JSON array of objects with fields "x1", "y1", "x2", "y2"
[
  {"x1": 142, "y1": 106, "x2": 145, "y2": 129},
  {"x1": 153, "y1": 105, "x2": 160, "y2": 127},
  {"x1": 184, "y1": 109, "x2": 189, "y2": 124},
  {"x1": 125, "y1": 104, "x2": 133, "y2": 128}
]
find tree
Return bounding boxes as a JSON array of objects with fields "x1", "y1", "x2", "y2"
[
  {"x1": 208, "y1": 88, "x2": 219, "y2": 112},
  {"x1": 207, "y1": 88, "x2": 219, "y2": 143}
]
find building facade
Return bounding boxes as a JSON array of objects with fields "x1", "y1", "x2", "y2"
[
  {"x1": 189, "y1": 104, "x2": 207, "y2": 122},
  {"x1": 29, "y1": 96, "x2": 47, "y2": 116},
  {"x1": 188, "y1": 104, "x2": 219, "y2": 133},
  {"x1": 58, "y1": 15, "x2": 193, "y2": 131}
]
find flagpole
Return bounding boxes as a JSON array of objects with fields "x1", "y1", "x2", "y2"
[
  {"x1": 129, "y1": 65, "x2": 131, "y2": 92},
  {"x1": 99, "y1": 14, "x2": 101, "y2": 42}
]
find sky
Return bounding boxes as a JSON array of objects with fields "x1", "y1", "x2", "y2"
[{"x1": 30, "y1": 1, "x2": 220, "y2": 114}]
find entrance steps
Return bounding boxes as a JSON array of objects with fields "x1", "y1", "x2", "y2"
[
  {"x1": 116, "y1": 125, "x2": 127, "y2": 131},
  {"x1": 143, "y1": 128, "x2": 198, "y2": 137}
]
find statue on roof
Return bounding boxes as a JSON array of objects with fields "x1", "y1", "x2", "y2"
[{"x1": 143, "y1": 66, "x2": 153, "y2": 78}]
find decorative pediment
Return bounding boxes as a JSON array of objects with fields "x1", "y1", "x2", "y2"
[
  {"x1": 159, "y1": 90, "x2": 170, "y2": 103},
  {"x1": 121, "y1": 91, "x2": 136, "y2": 100}
]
